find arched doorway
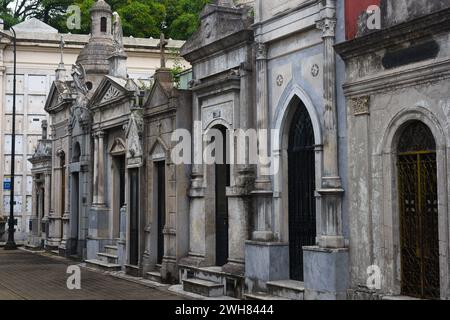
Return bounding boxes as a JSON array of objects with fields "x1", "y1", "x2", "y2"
[
  {"x1": 397, "y1": 121, "x2": 440, "y2": 299},
  {"x1": 288, "y1": 100, "x2": 316, "y2": 281}
]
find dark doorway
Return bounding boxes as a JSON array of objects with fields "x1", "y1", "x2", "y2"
[
  {"x1": 129, "y1": 168, "x2": 139, "y2": 266},
  {"x1": 156, "y1": 161, "x2": 166, "y2": 265},
  {"x1": 398, "y1": 121, "x2": 440, "y2": 299},
  {"x1": 215, "y1": 126, "x2": 230, "y2": 267},
  {"x1": 288, "y1": 100, "x2": 316, "y2": 281},
  {"x1": 71, "y1": 172, "x2": 80, "y2": 255},
  {"x1": 114, "y1": 155, "x2": 126, "y2": 238},
  {"x1": 60, "y1": 153, "x2": 66, "y2": 239}
]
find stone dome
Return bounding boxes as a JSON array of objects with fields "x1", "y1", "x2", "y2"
[
  {"x1": 90, "y1": 0, "x2": 112, "y2": 14},
  {"x1": 75, "y1": 0, "x2": 114, "y2": 87}
]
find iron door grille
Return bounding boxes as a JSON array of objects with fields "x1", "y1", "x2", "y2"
[{"x1": 398, "y1": 151, "x2": 439, "y2": 299}]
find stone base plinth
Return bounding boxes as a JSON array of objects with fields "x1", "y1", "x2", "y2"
[
  {"x1": 303, "y1": 246, "x2": 349, "y2": 300},
  {"x1": 244, "y1": 241, "x2": 289, "y2": 293}
]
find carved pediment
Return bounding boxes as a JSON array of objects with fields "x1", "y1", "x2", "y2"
[
  {"x1": 149, "y1": 137, "x2": 169, "y2": 161},
  {"x1": 145, "y1": 80, "x2": 170, "y2": 108},
  {"x1": 101, "y1": 85, "x2": 122, "y2": 104},
  {"x1": 45, "y1": 81, "x2": 73, "y2": 113},
  {"x1": 125, "y1": 107, "x2": 144, "y2": 166},
  {"x1": 90, "y1": 76, "x2": 129, "y2": 108},
  {"x1": 110, "y1": 137, "x2": 126, "y2": 155}
]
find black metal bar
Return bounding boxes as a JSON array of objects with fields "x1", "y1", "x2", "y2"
[{"x1": 5, "y1": 27, "x2": 17, "y2": 250}]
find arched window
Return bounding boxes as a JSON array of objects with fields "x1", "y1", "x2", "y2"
[{"x1": 100, "y1": 17, "x2": 107, "y2": 33}]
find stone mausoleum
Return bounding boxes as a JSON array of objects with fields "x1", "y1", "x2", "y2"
[{"x1": 29, "y1": 0, "x2": 450, "y2": 300}]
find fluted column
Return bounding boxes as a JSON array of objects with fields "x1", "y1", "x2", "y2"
[
  {"x1": 316, "y1": 0, "x2": 344, "y2": 248},
  {"x1": 252, "y1": 42, "x2": 273, "y2": 241},
  {"x1": 318, "y1": 17, "x2": 340, "y2": 185},
  {"x1": 97, "y1": 131, "x2": 105, "y2": 205}
]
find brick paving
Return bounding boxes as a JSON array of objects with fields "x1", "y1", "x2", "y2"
[{"x1": 0, "y1": 249, "x2": 184, "y2": 300}]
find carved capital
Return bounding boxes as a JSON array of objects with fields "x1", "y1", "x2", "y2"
[
  {"x1": 350, "y1": 96, "x2": 370, "y2": 116},
  {"x1": 96, "y1": 130, "x2": 106, "y2": 139},
  {"x1": 255, "y1": 42, "x2": 267, "y2": 60},
  {"x1": 316, "y1": 18, "x2": 337, "y2": 38}
]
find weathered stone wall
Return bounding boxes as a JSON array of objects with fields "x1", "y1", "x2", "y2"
[{"x1": 337, "y1": 8, "x2": 450, "y2": 298}]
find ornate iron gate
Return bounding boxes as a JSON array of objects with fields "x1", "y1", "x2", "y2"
[
  {"x1": 288, "y1": 103, "x2": 316, "y2": 282},
  {"x1": 398, "y1": 121, "x2": 440, "y2": 299}
]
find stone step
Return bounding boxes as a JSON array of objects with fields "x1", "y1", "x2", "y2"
[
  {"x1": 183, "y1": 278, "x2": 224, "y2": 297},
  {"x1": 25, "y1": 244, "x2": 42, "y2": 251},
  {"x1": 97, "y1": 252, "x2": 119, "y2": 264},
  {"x1": 104, "y1": 245, "x2": 118, "y2": 255},
  {"x1": 50, "y1": 250, "x2": 59, "y2": 255},
  {"x1": 146, "y1": 271, "x2": 162, "y2": 283},
  {"x1": 125, "y1": 264, "x2": 140, "y2": 277},
  {"x1": 85, "y1": 259, "x2": 121, "y2": 272},
  {"x1": 245, "y1": 292, "x2": 288, "y2": 300},
  {"x1": 267, "y1": 280, "x2": 305, "y2": 300},
  {"x1": 382, "y1": 295, "x2": 422, "y2": 300}
]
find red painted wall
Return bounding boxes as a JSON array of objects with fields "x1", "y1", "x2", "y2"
[{"x1": 345, "y1": 0, "x2": 381, "y2": 40}]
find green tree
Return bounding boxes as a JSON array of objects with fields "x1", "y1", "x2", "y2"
[
  {"x1": 2, "y1": 0, "x2": 213, "y2": 40},
  {"x1": 1, "y1": 0, "x2": 73, "y2": 28},
  {"x1": 117, "y1": 0, "x2": 165, "y2": 38},
  {"x1": 164, "y1": 0, "x2": 211, "y2": 40}
]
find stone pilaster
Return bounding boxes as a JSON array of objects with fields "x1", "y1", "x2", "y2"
[
  {"x1": 315, "y1": 1, "x2": 344, "y2": 249},
  {"x1": 44, "y1": 172, "x2": 51, "y2": 219},
  {"x1": 31, "y1": 180, "x2": 38, "y2": 237},
  {"x1": 97, "y1": 131, "x2": 106, "y2": 205},
  {"x1": 252, "y1": 41, "x2": 273, "y2": 241},
  {"x1": 301, "y1": 0, "x2": 349, "y2": 300},
  {"x1": 92, "y1": 132, "x2": 99, "y2": 204}
]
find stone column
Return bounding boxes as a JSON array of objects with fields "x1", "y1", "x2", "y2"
[
  {"x1": 315, "y1": 3, "x2": 344, "y2": 249},
  {"x1": 252, "y1": 41, "x2": 273, "y2": 241},
  {"x1": 302, "y1": 0, "x2": 349, "y2": 300},
  {"x1": 61, "y1": 162, "x2": 70, "y2": 251},
  {"x1": 93, "y1": 133, "x2": 99, "y2": 205},
  {"x1": 44, "y1": 172, "x2": 51, "y2": 219},
  {"x1": 183, "y1": 90, "x2": 208, "y2": 267},
  {"x1": 31, "y1": 178, "x2": 38, "y2": 237},
  {"x1": 97, "y1": 131, "x2": 105, "y2": 205}
]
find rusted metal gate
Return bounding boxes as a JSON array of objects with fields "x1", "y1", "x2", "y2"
[{"x1": 398, "y1": 121, "x2": 440, "y2": 299}]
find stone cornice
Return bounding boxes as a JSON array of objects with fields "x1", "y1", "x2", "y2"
[
  {"x1": 335, "y1": 8, "x2": 450, "y2": 60},
  {"x1": 182, "y1": 29, "x2": 253, "y2": 62},
  {"x1": 252, "y1": 0, "x2": 318, "y2": 29},
  {"x1": 343, "y1": 59, "x2": 450, "y2": 98}
]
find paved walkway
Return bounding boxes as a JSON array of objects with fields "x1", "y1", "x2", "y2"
[{"x1": 0, "y1": 249, "x2": 184, "y2": 300}]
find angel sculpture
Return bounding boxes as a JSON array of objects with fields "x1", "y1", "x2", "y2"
[
  {"x1": 112, "y1": 12, "x2": 124, "y2": 54},
  {"x1": 71, "y1": 63, "x2": 91, "y2": 123}
]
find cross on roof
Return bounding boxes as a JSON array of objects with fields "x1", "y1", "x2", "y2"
[
  {"x1": 158, "y1": 32, "x2": 168, "y2": 69},
  {"x1": 59, "y1": 35, "x2": 65, "y2": 64}
]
